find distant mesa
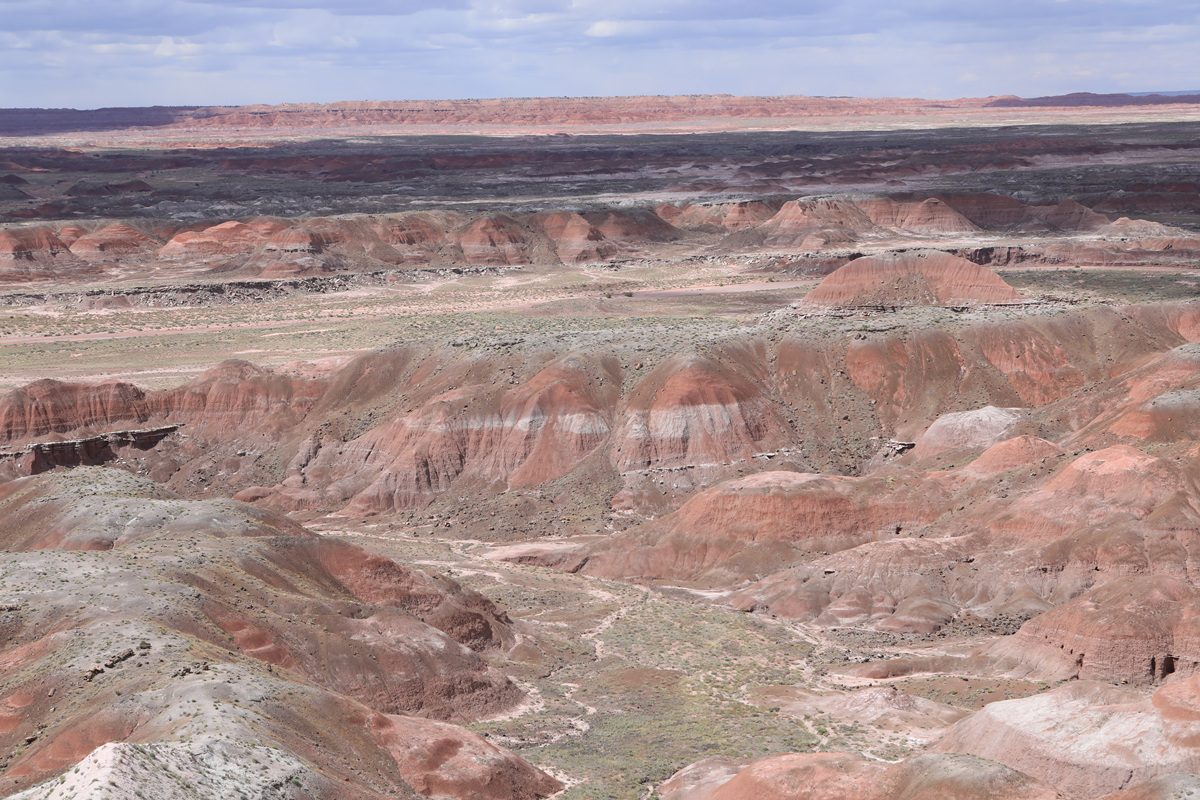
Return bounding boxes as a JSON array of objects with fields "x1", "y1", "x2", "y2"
[
  {"x1": 988, "y1": 91, "x2": 1200, "y2": 108},
  {"x1": 0, "y1": 94, "x2": 1197, "y2": 137},
  {"x1": 65, "y1": 180, "x2": 154, "y2": 197},
  {"x1": 802, "y1": 250, "x2": 1022, "y2": 308}
]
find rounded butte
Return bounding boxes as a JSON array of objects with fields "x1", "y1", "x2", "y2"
[{"x1": 802, "y1": 250, "x2": 1023, "y2": 308}]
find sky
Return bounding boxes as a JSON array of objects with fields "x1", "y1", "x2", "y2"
[{"x1": 0, "y1": 0, "x2": 1197, "y2": 108}]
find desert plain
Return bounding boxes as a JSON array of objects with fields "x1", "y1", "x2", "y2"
[{"x1": 2, "y1": 93, "x2": 1200, "y2": 800}]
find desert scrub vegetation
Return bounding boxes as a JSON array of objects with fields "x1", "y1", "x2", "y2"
[
  {"x1": 998, "y1": 268, "x2": 1200, "y2": 302},
  {"x1": 461, "y1": 577, "x2": 817, "y2": 800}
]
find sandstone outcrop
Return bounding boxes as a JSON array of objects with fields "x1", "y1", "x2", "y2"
[{"x1": 992, "y1": 576, "x2": 1200, "y2": 683}]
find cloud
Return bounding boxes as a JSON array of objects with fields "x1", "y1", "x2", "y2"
[{"x1": 0, "y1": 0, "x2": 1197, "y2": 107}]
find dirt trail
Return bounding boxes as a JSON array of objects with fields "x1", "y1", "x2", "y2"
[{"x1": 579, "y1": 584, "x2": 650, "y2": 661}]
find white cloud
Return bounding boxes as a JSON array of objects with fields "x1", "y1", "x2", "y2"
[
  {"x1": 0, "y1": 0, "x2": 1197, "y2": 107},
  {"x1": 584, "y1": 20, "x2": 625, "y2": 37}
]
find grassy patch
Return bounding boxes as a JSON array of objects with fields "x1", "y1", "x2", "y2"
[{"x1": 999, "y1": 268, "x2": 1200, "y2": 302}]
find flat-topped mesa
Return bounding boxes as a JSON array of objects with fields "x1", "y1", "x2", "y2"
[{"x1": 801, "y1": 250, "x2": 1023, "y2": 308}]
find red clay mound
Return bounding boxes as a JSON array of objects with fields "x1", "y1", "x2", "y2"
[
  {"x1": 0, "y1": 379, "x2": 151, "y2": 443},
  {"x1": 959, "y1": 435, "x2": 1066, "y2": 477},
  {"x1": 662, "y1": 201, "x2": 780, "y2": 232},
  {"x1": 1031, "y1": 199, "x2": 1111, "y2": 231},
  {"x1": 266, "y1": 355, "x2": 617, "y2": 514},
  {"x1": 585, "y1": 208, "x2": 681, "y2": 244},
  {"x1": 532, "y1": 210, "x2": 616, "y2": 263},
  {"x1": 936, "y1": 193, "x2": 1109, "y2": 231},
  {"x1": 803, "y1": 251, "x2": 1022, "y2": 308},
  {"x1": 257, "y1": 535, "x2": 515, "y2": 653},
  {"x1": 609, "y1": 353, "x2": 792, "y2": 512},
  {"x1": 613, "y1": 354, "x2": 778, "y2": 474},
  {"x1": 455, "y1": 214, "x2": 538, "y2": 265},
  {"x1": 67, "y1": 224, "x2": 160, "y2": 261},
  {"x1": 0, "y1": 226, "x2": 99, "y2": 282},
  {"x1": 856, "y1": 197, "x2": 981, "y2": 235},
  {"x1": 238, "y1": 217, "x2": 408, "y2": 277},
  {"x1": 755, "y1": 197, "x2": 875, "y2": 247},
  {"x1": 0, "y1": 468, "x2": 536, "y2": 795},
  {"x1": 375, "y1": 210, "x2": 462, "y2": 263},
  {"x1": 371, "y1": 714, "x2": 561, "y2": 800},
  {"x1": 573, "y1": 470, "x2": 948, "y2": 582},
  {"x1": 157, "y1": 218, "x2": 285, "y2": 261},
  {"x1": 992, "y1": 575, "x2": 1200, "y2": 684},
  {"x1": 4, "y1": 665, "x2": 553, "y2": 800},
  {"x1": 152, "y1": 358, "x2": 326, "y2": 434},
  {"x1": 983, "y1": 444, "x2": 1200, "y2": 543}
]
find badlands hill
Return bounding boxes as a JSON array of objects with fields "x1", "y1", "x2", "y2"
[
  {"x1": 3, "y1": 192, "x2": 1197, "y2": 284},
  {"x1": 0, "y1": 467, "x2": 559, "y2": 800},
  {"x1": 801, "y1": 251, "x2": 1023, "y2": 307}
]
